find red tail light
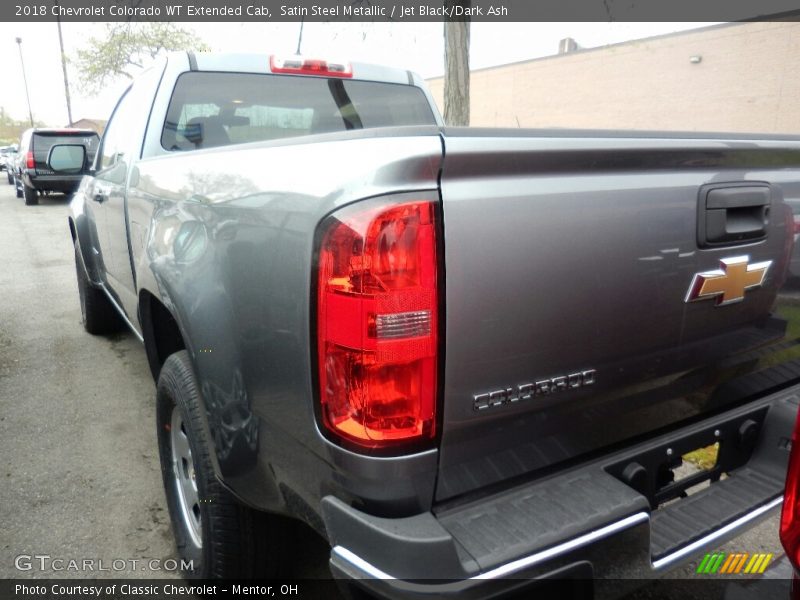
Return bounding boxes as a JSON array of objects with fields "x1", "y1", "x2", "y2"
[
  {"x1": 316, "y1": 199, "x2": 438, "y2": 450},
  {"x1": 26, "y1": 151, "x2": 34, "y2": 169},
  {"x1": 781, "y1": 406, "x2": 800, "y2": 569}
]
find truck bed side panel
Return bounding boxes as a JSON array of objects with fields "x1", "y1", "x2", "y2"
[{"x1": 128, "y1": 131, "x2": 444, "y2": 517}]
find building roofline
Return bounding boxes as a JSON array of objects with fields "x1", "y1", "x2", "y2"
[{"x1": 426, "y1": 18, "x2": 799, "y2": 81}]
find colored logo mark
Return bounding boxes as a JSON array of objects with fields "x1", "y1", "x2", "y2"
[{"x1": 696, "y1": 552, "x2": 773, "y2": 574}]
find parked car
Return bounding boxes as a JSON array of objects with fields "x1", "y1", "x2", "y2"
[
  {"x1": 15, "y1": 128, "x2": 99, "y2": 205},
  {"x1": 0, "y1": 145, "x2": 13, "y2": 170},
  {"x1": 67, "y1": 51, "x2": 800, "y2": 596},
  {"x1": 0, "y1": 145, "x2": 17, "y2": 183},
  {"x1": 10, "y1": 149, "x2": 23, "y2": 196}
]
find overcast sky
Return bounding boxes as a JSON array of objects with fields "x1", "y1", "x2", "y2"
[{"x1": 0, "y1": 21, "x2": 715, "y2": 126}]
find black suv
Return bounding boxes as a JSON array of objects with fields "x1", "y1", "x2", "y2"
[{"x1": 14, "y1": 128, "x2": 99, "y2": 205}]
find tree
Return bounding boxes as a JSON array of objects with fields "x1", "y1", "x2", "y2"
[
  {"x1": 73, "y1": 23, "x2": 210, "y2": 95},
  {"x1": 0, "y1": 106, "x2": 46, "y2": 144},
  {"x1": 443, "y1": 1, "x2": 470, "y2": 126}
]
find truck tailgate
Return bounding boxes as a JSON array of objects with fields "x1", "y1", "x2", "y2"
[{"x1": 436, "y1": 130, "x2": 800, "y2": 502}]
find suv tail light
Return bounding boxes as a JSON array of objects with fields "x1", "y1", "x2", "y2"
[
  {"x1": 316, "y1": 198, "x2": 439, "y2": 450},
  {"x1": 782, "y1": 406, "x2": 800, "y2": 571},
  {"x1": 26, "y1": 151, "x2": 34, "y2": 169}
]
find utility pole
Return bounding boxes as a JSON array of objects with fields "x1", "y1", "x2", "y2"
[
  {"x1": 443, "y1": 1, "x2": 471, "y2": 126},
  {"x1": 55, "y1": 1, "x2": 73, "y2": 125},
  {"x1": 15, "y1": 37, "x2": 34, "y2": 128}
]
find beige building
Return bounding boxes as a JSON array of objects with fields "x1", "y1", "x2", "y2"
[{"x1": 427, "y1": 22, "x2": 800, "y2": 134}]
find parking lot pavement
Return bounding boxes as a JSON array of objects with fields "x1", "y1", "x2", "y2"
[
  {"x1": 0, "y1": 183, "x2": 788, "y2": 589},
  {"x1": 0, "y1": 189, "x2": 179, "y2": 579},
  {"x1": 0, "y1": 185, "x2": 331, "y2": 582}
]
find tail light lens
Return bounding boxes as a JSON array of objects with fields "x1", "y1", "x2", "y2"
[
  {"x1": 270, "y1": 55, "x2": 353, "y2": 78},
  {"x1": 781, "y1": 406, "x2": 800, "y2": 569},
  {"x1": 316, "y1": 198, "x2": 438, "y2": 450},
  {"x1": 26, "y1": 151, "x2": 34, "y2": 169}
]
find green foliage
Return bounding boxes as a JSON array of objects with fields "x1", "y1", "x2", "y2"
[
  {"x1": 73, "y1": 23, "x2": 210, "y2": 95},
  {"x1": 0, "y1": 106, "x2": 46, "y2": 144}
]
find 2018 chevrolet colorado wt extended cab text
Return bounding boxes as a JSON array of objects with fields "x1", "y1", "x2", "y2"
[{"x1": 65, "y1": 52, "x2": 800, "y2": 597}]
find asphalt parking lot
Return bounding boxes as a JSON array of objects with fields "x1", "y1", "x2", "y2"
[
  {"x1": 0, "y1": 188, "x2": 177, "y2": 579},
  {"x1": 0, "y1": 184, "x2": 329, "y2": 583},
  {"x1": 0, "y1": 181, "x2": 790, "y2": 596}
]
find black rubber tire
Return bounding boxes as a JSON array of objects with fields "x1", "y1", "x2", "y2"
[
  {"x1": 6, "y1": 170, "x2": 11, "y2": 185},
  {"x1": 156, "y1": 350, "x2": 287, "y2": 579},
  {"x1": 74, "y1": 242, "x2": 123, "y2": 335},
  {"x1": 14, "y1": 176, "x2": 22, "y2": 198},
  {"x1": 23, "y1": 182, "x2": 37, "y2": 205}
]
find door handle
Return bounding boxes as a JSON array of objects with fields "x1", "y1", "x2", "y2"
[
  {"x1": 697, "y1": 183, "x2": 770, "y2": 247},
  {"x1": 93, "y1": 185, "x2": 110, "y2": 203}
]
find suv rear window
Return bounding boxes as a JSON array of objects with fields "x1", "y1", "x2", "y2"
[
  {"x1": 32, "y1": 132, "x2": 99, "y2": 163},
  {"x1": 161, "y1": 71, "x2": 438, "y2": 151}
]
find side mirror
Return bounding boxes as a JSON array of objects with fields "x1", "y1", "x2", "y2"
[{"x1": 47, "y1": 144, "x2": 87, "y2": 174}]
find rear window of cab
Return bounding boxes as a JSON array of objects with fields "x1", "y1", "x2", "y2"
[
  {"x1": 32, "y1": 133, "x2": 100, "y2": 159},
  {"x1": 160, "y1": 71, "x2": 438, "y2": 151}
]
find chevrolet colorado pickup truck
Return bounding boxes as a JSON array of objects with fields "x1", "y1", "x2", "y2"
[{"x1": 65, "y1": 52, "x2": 800, "y2": 597}]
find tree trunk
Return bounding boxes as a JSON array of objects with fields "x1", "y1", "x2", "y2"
[{"x1": 443, "y1": 4, "x2": 470, "y2": 126}]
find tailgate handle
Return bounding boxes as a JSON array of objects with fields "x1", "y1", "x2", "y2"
[{"x1": 697, "y1": 183, "x2": 770, "y2": 247}]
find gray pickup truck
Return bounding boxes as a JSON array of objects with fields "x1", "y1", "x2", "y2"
[{"x1": 65, "y1": 52, "x2": 800, "y2": 597}]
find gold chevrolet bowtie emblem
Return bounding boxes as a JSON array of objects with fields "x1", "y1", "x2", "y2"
[{"x1": 685, "y1": 256, "x2": 772, "y2": 306}]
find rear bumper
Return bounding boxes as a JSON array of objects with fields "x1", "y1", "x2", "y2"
[
  {"x1": 328, "y1": 499, "x2": 781, "y2": 600},
  {"x1": 24, "y1": 173, "x2": 83, "y2": 193},
  {"x1": 323, "y1": 385, "x2": 798, "y2": 599}
]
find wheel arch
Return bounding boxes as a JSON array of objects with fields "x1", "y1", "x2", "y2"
[
  {"x1": 139, "y1": 288, "x2": 188, "y2": 382},
  {"x1": 139, "y1": 285, "x2": 286, "y2": 515},
  {"x1": 68, "y1": 185, "x2": 117, "y2": 287},
  {"x1": 69, "y1": 213, "x2": 103, "y2": 285}
]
